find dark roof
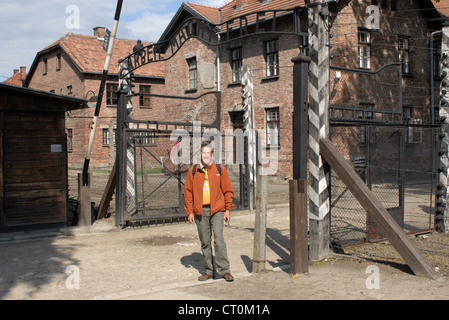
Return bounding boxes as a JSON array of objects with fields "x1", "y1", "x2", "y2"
[{"x1": 0, "y1": 82, "x2": 87, "y2": 110}]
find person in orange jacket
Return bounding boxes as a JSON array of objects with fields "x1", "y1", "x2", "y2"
[{"x1": 184, "y1": 142, "x2": 235, "y2": 282}]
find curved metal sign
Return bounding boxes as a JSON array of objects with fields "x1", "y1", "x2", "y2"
[{"x1": 119, "y1": 7, "x2": 305, "y2": 78}]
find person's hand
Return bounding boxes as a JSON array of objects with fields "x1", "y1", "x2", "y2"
[
  {"x1": 188, "y1": 213, "x2": 195, "y2": 224},
  {"x1": 224, "y1": 210, "x2": 230, "y2": 223}
]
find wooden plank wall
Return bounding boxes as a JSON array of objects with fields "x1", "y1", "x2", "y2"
[
  {"x1": 1, "y1": 111, "x2": 67, "y2": 227},
  {"x1": 0, "y1": 112, "x2": 3, "y2": 227}
]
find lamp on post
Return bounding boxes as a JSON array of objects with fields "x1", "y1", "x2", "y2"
[{"x1": 85, "y1": 90, "x2": 98, "y2": 108}]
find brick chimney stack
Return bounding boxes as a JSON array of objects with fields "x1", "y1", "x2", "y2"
[
  {"x1": 20, "y1": 66, "x2": 26, "y2": 80},
  {"x1": 93, "y1": 27, "x2": 106, "y2": 38},
  {"x1": 3, "y1": 66, "x2": 27, "y2": 86}
]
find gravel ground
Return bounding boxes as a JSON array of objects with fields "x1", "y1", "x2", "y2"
[
  {"x1": 0, "y1": 170, "x2": 443, "y2": 301},
  {"x1": 0, "y1": 207, "x2": 448, "y2": 301},
  {"x1": 343, "y1": 231, "x2": 449, "y2": 277}
]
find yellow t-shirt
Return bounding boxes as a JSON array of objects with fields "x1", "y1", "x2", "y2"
[{"x1": 203, "y1": 168, "x2": 210, "y2": 205}]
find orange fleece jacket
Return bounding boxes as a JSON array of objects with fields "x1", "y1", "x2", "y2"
[{"x1": 184, "y1": 162, "x2": 234, "y2": 216}]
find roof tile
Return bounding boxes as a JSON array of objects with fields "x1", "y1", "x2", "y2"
[
  {"x1": 41, "y1": 33, "x2": 164, "y2": 77},
  {"x1": 186, "y1": 0, "x2": 306, "y2": 26}
]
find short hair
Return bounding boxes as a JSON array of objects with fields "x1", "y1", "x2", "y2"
[{"x1": 201, "y1": 142, "x2": 214, "y2": 152}]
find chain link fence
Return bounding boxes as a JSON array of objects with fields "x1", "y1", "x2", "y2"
[
  {"x1": 329, "y1": 64, "x2": 438, "y2": 247},
  {"x1": 125, "y1": 135, "x2": 249, "y2": 224},
  {"x1": 329, "y1": 124, "x2": 437, "y2": 247}
]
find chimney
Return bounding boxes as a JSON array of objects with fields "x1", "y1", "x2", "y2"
[
  {"x1": 13, "y1": 69, "x2": 19, "y2": 75},
  {"x1": 20, "y1": 66, "x2": 27, "y2": 80},
  {"x1": 93, "y1": 26, "x2": 106, "y2": 39},
  {"x1": 234, "y1": 0, "x2": 247, "y2": 10}
]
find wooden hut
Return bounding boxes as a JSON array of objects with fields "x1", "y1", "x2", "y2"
[{"x1": 0, "y1": 83, "x2": 86, "y2": 229}]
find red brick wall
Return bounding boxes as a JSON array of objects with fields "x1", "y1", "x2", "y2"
[
  {"x1": 331, "y1": 0, "x2": 438, "y2": 120},
  {"x1": 28, "y1": 48, "x2": 166, "y2": 170},
  {"x1": 26, "y1": 1, "x2": 440, "y2": 179},
  {"x1": 329, "y1": 0, "x2": 439, "y2": 177},
  {"x1": 162, "y1": 23, "x2": 301, "y2": 176}
]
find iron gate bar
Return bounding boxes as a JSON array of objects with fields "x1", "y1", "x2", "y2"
[
  {"x1": 330, "y1": 62, "x2": 402, "y2": 115},
  {"x1": 130, "y1": 141, "x2": 186, "y2": 218},
  {"x1": 116, "y1": 77, "x2": 252, "y2": 223},
  {"x1": 329, "y1": 122, "x2": 441, "y2": 128},
  {"x1": 330, "y1": 105, "x2": 403, "y2": 124},
  {"x1": 126, "y1": 91, "x2": 222, "y2": 130},
  {"x1": 118, "y1": 7, "x2": 307, "y2": 79},
  {"x1": 139, "y1": 142, "x2": 185, "y2": 183}
]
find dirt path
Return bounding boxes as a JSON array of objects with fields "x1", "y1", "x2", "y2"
[{"x1": 0, "y1": 207, "x2": 448, "y2": 301}]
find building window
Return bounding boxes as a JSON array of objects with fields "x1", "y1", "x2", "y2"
[
  {"x1": 187, "y1": 57, "x2": 197, "y2": 90},
  {"x1": 403, "y1": 106, "x2": 412, "y2": 123},
  {"x1": 140, "y1": 132, "x2": 155, "y2": 145},
  {"x1": 139, "y1": 85, "x2": 151, "y2": 107},
  {"x1": 56, "y1": 54, "x2": 61, "y2": 71},
  {"x1": 359, "y1": 127, "x2": 367, "y2": 145},
  {"x1": 266, "y1": 108, "x2": 280, "y2": 146},
  {"x1": 231, "y1": 48, "x2": 243, "y2": 83},
  {"x1": 403, "y1": 107, "x2": 422, "y2": 143},
  {"x1": 358, "y1": 102, "x2": 374, "y2": 120},
  {"x1": 106, "y1": 83, "x2": 119, "y2": 106},
  {"x1": 102, "y1": 128, "x2": 110, "y2": 146},
  {"x1": 67, "y1": 129, "x2": 73, "y2": 152},
  {"x1": 408, "y1": 119, "x2": 422, "y2": 143},
  {"x1": 398, "y1": 36, "x2": 410, "y2": 74},
  {"x1": 266, "y1": 40, "x2": 279, "y2": 77},
  {"x1": 433, "y1": 38, "x2": 442, "y2": 78},
  {"x1": 43, "y1": 58, "x2": 48, "y2": 75},
  {"x1": 391, "y1": 0, "x2": 397, "y2": 11},
  {"x1": 67, "y1": 85, "x2": 73, "y2": 95},
  {"x1": 189, "y1": 22, "x2": 198, "y2": 37},
  {"x1": 358, "y1": 30, "x2": 371, "y2": 69},
  {"x1": 380, "y1": 0, "x2": 397, "y2": 10}
]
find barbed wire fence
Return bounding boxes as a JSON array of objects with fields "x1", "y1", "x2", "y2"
[{"x1": 329, "y1": 65, "x2": 438, "y2": 247}]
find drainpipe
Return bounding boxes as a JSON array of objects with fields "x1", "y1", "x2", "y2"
[
  {"x1": 217, "y1": 8, "x2": 222, "y2": 92},
  {"x1": 431, "y1": 30, "x2": 442, "y2": 126},
  {"x1": 217, "y1": 34, "x2": 221, "y2": 92}
]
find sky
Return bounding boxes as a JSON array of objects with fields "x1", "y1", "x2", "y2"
[{"x1": 0, "y1": 0, "x2": 229, "y2": 81}]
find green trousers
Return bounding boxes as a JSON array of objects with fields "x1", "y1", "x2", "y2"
[{"x1": 195, "y1": 207, "x2": 230, "y2": 276}]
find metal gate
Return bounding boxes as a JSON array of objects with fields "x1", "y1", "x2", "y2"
[
  {"x1": 115, "y1": 86, "x2": 250, "y2": 227},
  {"x1": 328, "y1": 63, "x2": 439, "y2": 247}
]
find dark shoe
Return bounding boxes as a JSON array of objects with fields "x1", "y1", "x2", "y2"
[
  {"x1": 223, "y1": 273, "x2": 234, "y2": 282},
  {"x1": 198, "y1": 274, "x2": 213, "y2": 281}
]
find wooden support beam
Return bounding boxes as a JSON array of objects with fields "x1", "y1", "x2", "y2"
[
  {"x1": 319, "y1": 138, "x2": 440, "y2": 280},
  {"x1": 97, "y1": 160, "x2": 116, "y2": 220},
  {"x1": 78, "y1": 173, "x2": 91, "y2": 226},
  {"x1": 289, "y1": 179, "x2": 308, "y2": 276},
  {"x1": 253, "y1": 166, "x2": 267, "y2": 273}
]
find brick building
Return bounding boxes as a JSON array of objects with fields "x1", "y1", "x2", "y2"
[
  {"x1": 152, "y1": 0, "x2": 447, "y2": 177},
  {"x1": 24, "y1": 27, "x2": 165, "y2": 169},
  {"x1": 157, "y1": 1, "x2": 308, "y2": 177},
  {"x1": 23, "y1": 1, "x2": 449, "y2": 178}
]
